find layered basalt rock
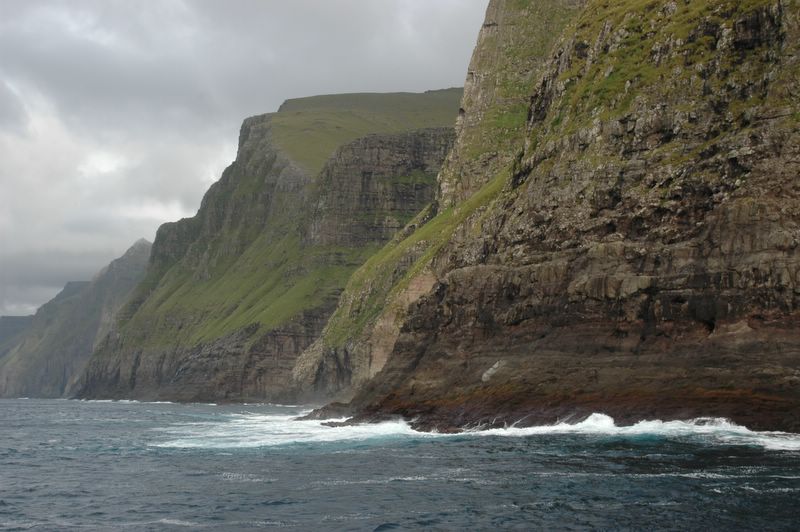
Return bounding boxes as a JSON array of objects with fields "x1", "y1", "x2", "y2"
[
  {"x1": 330, "y1": 0, "x2": 800, "y2": 432},
  {"x1": 310, "y1": 128, "x2": 454, "y2": 248},
  {"x1": 296, "y1": 0, "x2": 588, "y2": 404}
]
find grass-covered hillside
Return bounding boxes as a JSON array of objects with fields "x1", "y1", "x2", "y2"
[
  {"x1": 273, "y1": 89, "x2": 463, "y2": 174},
  {"x1": 75, "y1": 90, "x2": 460, "y2": 401}
]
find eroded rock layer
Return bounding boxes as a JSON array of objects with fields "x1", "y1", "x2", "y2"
[
  {"x1": 296, "y1": 0, "x2": 588, "y2": 404},
  {"x1": 337, "y1": 0, "x2": 800, "y2": 432}
]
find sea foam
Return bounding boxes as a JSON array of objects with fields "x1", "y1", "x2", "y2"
[
  {"x1": 466, "y1": 413, "x2": 800, "y2": 451},
  {"x1": 150, "y1": 410, "x2": 800, "y2": 451}
]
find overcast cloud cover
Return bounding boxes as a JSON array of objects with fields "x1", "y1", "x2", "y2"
[{"x1": 0, "y1": 0, "x2": 488, "y2": 315}]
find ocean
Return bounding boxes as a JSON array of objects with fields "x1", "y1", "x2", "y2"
[{"x1": 1, "y1": 399, "x2": 799, "y2": 530}]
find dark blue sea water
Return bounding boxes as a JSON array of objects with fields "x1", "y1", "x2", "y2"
[{"x1": 1, "y1": 399, "x2": 799, "y2": 531}]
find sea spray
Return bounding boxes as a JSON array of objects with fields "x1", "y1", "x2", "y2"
[{"x1": 151, "y1": 409, "x2": 800, "y2": 451}]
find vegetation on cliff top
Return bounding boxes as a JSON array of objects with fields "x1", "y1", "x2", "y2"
[
  {"x1": 272, "y1": 89, "x2": 462, "y2": 174},
  {"x1": 100, "y1": 91, "x2": 460, "y2": 353}
]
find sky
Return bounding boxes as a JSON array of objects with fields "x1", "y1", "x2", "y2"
[{"x1": 0, "y1": 0, "x2": 489, "y2": 316}]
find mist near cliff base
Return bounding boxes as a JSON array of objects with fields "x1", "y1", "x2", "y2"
[{"x1": 0, "y1": 0, "x2": 489, "y2": 315}]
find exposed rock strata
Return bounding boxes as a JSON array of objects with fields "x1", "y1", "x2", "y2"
[
  {"x1": 324, "y1": 0, "x2": 800, "y2": 432},
  {"x1": 74, "y1": 103, "x2": 455, "y2": 402},
  {"x1": 310, "y1": 128, "x2": 454, "y2": 247},
  {"x1": 297, "y1": 0, "x2": 588, "y2": 403}
]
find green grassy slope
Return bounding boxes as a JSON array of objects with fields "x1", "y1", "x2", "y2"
[
  {"x1": 308, "y1": 1, "x2": 585, "y2": 385},
  {"x1": 272, "y1": 88, "x2": 462, "y2": 174},
  {"x1": 128, "y1": 235, "x2": 380, "y2": 347},
  {"x1": 106, "y1": 90, "x2": 461, "y2": 352}
]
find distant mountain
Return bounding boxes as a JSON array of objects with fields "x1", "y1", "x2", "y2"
[{"x1": 0, "y1": 239, "x2": 151, "y2": 397}]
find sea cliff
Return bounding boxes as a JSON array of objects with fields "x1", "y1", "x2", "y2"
[
  {"x1": 74, "y1": 91, "x2": 459, "y2": 402},
  {"x1": 312, "y1": 0, "x2": 800, "y2": 432}
]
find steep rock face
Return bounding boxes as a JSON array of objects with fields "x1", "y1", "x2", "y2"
[
  {"x1": 340, "y1": 0, "x2": 800, "y2": 432},
  {"x1": 310, "y1": 128, "x2": 455, "y2": 247},
  {"x1": 74, "y1": 91, "x2": 458, "y2": 402},
  {"x1": 438, "y1": 0, "x2": 586, "y2": 206},
  {"x1": 298, "y1": 0, "x2": 586, "y2": 402},
  {"x1": 0, "y1": 240, "x2": 151, "y2": 397}
]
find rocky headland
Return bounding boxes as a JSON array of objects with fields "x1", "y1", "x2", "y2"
[
  {"x1": 16, "y1": 0, "x2": 794, "y2": 433},
  {"x1": 73, "y1": 91, "x2": 459, "y2": 402},
  {"x1": 302, "y1": 0, "x2": 800, "y2": 433}
]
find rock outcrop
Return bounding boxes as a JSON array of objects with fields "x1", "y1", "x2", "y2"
[
  {"x1": 315, "y1": 0, "x2": 800, "y2": 432},
  {"x1": 310, "y1": 128, "x2": 455, "y2": 248},
  {"x1": 73, "y1": 91, "x2": 458, "y2": 402},
  {"x1": 0, "y1": 239, "x2": 151, "y2": 397}
]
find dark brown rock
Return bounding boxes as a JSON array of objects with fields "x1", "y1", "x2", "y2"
[{"x1": 337, "y1": 0, "x2": 800, "y2": 432}]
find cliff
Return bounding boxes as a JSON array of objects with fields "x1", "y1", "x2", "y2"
[
  {"x1": 313, "y1": 0, "x2": 800, "y2": 432},
  {"x1": 73, "y1": 90, "x2": 458, "y2": 402},
  {"x1": 0, "y1": 239, "x2": 151, "y2": 397},
  {"x1": 439, "y1": 0, "x2": 586, "y2": 205},
  {"x1": 296, "y1": 0, "x2": 586, "y2": 402}
]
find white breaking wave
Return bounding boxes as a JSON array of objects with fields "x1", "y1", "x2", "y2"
[
  {"x1": 465, "y1": 414, "x2": 800, "y2": 451},
  {"x1": 152, "y1": 412, "x2": 424, "y2": 449},
  {"x1": 150, "y1": 411, "x2": 800, "y2": 451},
  {"x1": 74, "y1": 399, "x2": 175, "y2": 404}
]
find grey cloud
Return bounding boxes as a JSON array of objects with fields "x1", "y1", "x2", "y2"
[
  {"x1": 0, "y1": 247, "x2": 120, "y2": 315},
  {"x1": 0, "y1": 81, "x2": 25, "y2": 130},
  {"x1": 0, "y1": 0, "x2": 489, "y2": 315}
]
